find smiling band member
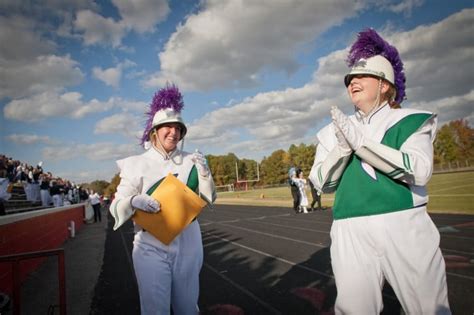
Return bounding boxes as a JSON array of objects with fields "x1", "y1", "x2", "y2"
[
  {"x1": 309, "y1": 29, "x2": 451, "y2": 314},
  {"x1": 110, "y1": 84, "x2": 216, "y2": 314}
]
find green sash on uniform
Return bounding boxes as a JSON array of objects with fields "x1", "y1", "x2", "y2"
[{"x1": 333, "y1": 113, "x2": 431, "y2": 220}]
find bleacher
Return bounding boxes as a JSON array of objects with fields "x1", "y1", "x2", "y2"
[{"x1": 3, "y1": 184, "x2": 50, "y2": 215}]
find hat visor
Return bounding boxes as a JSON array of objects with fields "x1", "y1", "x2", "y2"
[
  {"x1": 344, "y1": 71, "x2": 388, "y2": 87},
  {"x1": 148, "y1": 121, "x2": 187, "y2": 141}
]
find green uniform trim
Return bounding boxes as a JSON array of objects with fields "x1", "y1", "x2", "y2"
[
  {"x1": 187, "y1": 166, "x2": 199, "y2": 192},
  {"x1": 333, "y1": 113, "x2": 431, "y2": 220},
  {"x1": 145, "y1": 167, "x2": 199, "y2": 196}
]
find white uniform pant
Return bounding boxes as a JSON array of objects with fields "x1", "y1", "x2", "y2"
[
  {"x1": 133, "y1": 221, "x2": 203, "y2": 315},
  {"x1": 330, "y1": 207, "x2": 451, "y2": 315},
  {"x1": 40, "y1": 189, "x2": 51, "y2": 206},
  {"x1": 52, "y1": 194, "x2": 63, "y2": 207}
]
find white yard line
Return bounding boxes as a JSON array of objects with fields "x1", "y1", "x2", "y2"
[
  {"x1": 203, "y1": 232, "x2": 399, "y2": 301},
  {"x1": 203, "y1": 232, "x2": 331, "y2": 278},
  {"x1": 247, "y1": 219, "x2": 330, "y2": 234},
  {"x1": 203, "y1": 262, "x2": 282, "y2": 315},
  {"x1": 217, "y1": 222, "x2": 326, "y2": 247}
]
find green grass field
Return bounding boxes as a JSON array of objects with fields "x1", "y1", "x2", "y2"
[{"x1": 216, "y1": 170, "x2": 474, "y2": 215}]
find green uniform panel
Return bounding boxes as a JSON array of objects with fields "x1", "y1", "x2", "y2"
[{"x1": 333, "y1": 114, "x2": 431, "y2": 219}]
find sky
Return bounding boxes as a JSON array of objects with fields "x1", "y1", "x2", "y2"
[{"x1": 1, "y1": 0, "x2": 473, "y2": 184}]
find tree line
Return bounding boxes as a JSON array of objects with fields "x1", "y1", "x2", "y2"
[{"x1": 102, "y1": 118, "x2": 473, "y2": 195}]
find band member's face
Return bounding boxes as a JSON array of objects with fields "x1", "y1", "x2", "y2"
[
  {"x1": 347, "y1": 75, "x2": 388, "y2": 113},
  {"x1": 154, "y1": 123, "x2": 182, "y2": 153}
]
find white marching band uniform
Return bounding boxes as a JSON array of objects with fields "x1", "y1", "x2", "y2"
[
  {"x1": 309, "y1": 103, "x2": 450, "y2": 314},
  {"x1": 293, "y1": 177, "x2": 309, "y2": 213},
  {"x1": 110, "y1": 147, "x2": 216, "y2": 315}
]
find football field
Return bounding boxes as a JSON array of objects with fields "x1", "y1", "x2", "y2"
[{"x1": 216, "y1": 171, "x2": 474, "y2": 214}]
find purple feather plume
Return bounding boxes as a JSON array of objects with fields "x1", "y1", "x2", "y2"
[
  {"x1": 141, "y1": 83, "x2": 184, "y2": 145},
  {"x1": 346, "y1": 28, "x2": 406, "y2": 103}
]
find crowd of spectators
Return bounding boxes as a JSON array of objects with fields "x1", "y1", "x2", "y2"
[{"x1": 0, "y1": 154, "x2": 92, "y2": 214}]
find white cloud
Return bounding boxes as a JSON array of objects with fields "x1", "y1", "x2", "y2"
[
  {"x1": 58, "y1": 169, "x2": 118, "y2": 185},
  {"x1": 0, "y1": 15, "x2": 84, "y2": 100},
  {"x1": 5, "y1": 134, "x2": 56, "y2": 145},
  {"x1": 390, "y1": 8, "x2": 474, "y2": 103},
  {"x1": 144, "y1": 0, "x2": 367, "y2": 91},
  {"x1": 411, "y1": 90, "x2": 474, "y2": 126},
  {"x1": 114, "y1": 98, "x2": 148, "y2": 112},
  {"x1": 185, "y1": 9, "x2": 474, "y2": 159},
  {"x1": 94, "y1": 112, "x2": 142, "y2": 139},
  {"x1": 74, "y1": 10, "x2": 126, "y2": 47},
  {"x1": 2, "y1": 54, "x2": 84, "y2": 100},
  {"x1": 59, "y1": 168, "x2": 115, "y2": 184},
  {"x1": 73, "y1": 1, "x2": 170, "y2": 47},
  {"x1": 92, "y1": 67, "x2": 121, "y2": 88},
  {"x1": 113, "y1": 0, "x2": 170, "y2": 33},
  {"x1": 3, "y1": 91, "x2": 117, "y2": 122},
  {"x1": 92, "y1": 59, "x2": 136, "y2": 88},
  {"x1": 0, "y1": 15, "x2": 54, "y2": 61},
  {"x1": 42, "y1": 142, "x2": 142, "y2": 161},
  {"x1": 383, "y1": 0, "x2": 424, "y2": 15}
]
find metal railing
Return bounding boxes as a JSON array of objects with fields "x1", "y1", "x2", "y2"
[{"x1": 0, "y1": 248, "x2": 66, "y2": 315}]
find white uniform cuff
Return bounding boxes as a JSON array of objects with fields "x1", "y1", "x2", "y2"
[{"x1": 110, "y1": 195, "x2": 135, "y2": 230}]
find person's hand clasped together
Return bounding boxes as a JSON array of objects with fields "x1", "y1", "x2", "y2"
[
  {"x1": 309, "y1": 29, "x2": 451, "y2": 315},
  {"x1": 109, "y1": 84, "x2": 216, "y2": 315},
  {"x1": 331, "y1": 106, "x2": 364, "y2": 151}
]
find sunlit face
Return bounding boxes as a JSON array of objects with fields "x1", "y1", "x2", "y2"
[
  {"x1": 347, "y1": 75, "x2": 389, "y2": 114},
  {"x1": 152, "y1": 123, "x2": 182, "y2": 153}
]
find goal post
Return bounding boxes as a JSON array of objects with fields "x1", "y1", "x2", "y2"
[{"x1": 235, "y1": 161, "x2": 260, "y2": 191}]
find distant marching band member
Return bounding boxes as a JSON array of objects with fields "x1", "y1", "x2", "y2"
[
  {"x1": 309, "y1": 29, "x2": 451, "y2": 314},
  {"x1": 293, "y1": 168, "x2": 309, "y2": 213},
  {"x1": 110, "y1": 84, "x2": 216, "y2": 315},
  {"x1": 288, "y1": 167, "x2": 301, "y2": 214}
]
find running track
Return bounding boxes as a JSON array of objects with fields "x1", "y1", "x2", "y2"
[{"x1": 92, "y1": 205, "x2": 474, "y2": 314}]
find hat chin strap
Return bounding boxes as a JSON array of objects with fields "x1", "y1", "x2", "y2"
[
  {"x1": 355, "y1": 78, "x2": 382, "y2": 122},
  {"x1": 151, "y1": 136, "x2": 184, "y2": 165}
]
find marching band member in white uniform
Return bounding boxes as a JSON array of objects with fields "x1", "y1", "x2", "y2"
[
  {"x1": 293, "y1": 168, "x2": 309, "y2": 213},
  {"x1": 110, "y1": 84, "x2": 216, "y2": 315},
  {"x1": 309, "y1": 29, "x2": 450, "y2": 314}
]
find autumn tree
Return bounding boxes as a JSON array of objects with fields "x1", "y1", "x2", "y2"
[
  {"x1": 288, "y1": 143, "x2": 316, "y2": 175},
  {"x1": 83, "y1": 180, "x2": 110, "y2": 195},
  {"x1": 434, "y1": 119, "x2": 473, "y2": 164},
  {"x1": 104, "y1": 173, "x2": 121, "y2": 198},
  {"x1": 207, "y1": 153, "x2": 239, "y2": 186},
  {"x1": 260, "y1": 149, "x2": 290, "y2": 185}
]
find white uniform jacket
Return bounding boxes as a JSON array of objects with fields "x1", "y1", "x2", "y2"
[
  {"x1": 110, "y1": 148, "x2": 216, "y2": 231},
  {"x1": 309, "y1": 103, "x2": 437, "y2": 219}
]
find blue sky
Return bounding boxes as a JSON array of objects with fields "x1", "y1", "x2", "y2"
[{"x1": 1, "y1": 0, "x2": 473, "y2": 184}]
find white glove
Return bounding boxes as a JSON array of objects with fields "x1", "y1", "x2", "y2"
[
  {"x1": 192, "y1": 149, "x2": 210, "y2": 177},
  {"x1": 130, "y1": 194, "x2": 160, "y2": 213},
  {"x1": 331, "y1": 106, "x2": 364, "y2": 151},
  {"x1": 334, "y1": 124, "x2": 352, "y2": 156}
]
